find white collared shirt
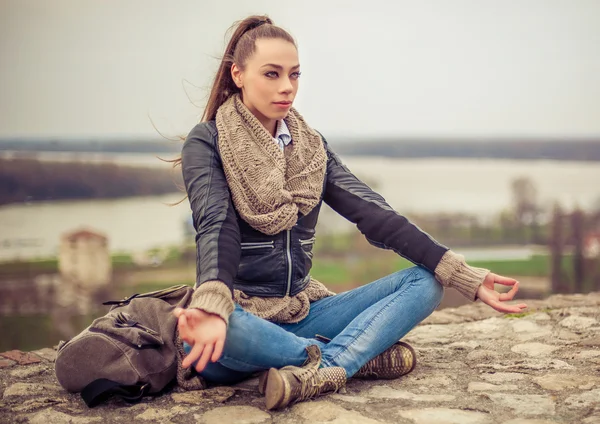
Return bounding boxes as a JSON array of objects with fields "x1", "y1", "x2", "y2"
[{"x1": 273, "y1": 119, "x2": 292, "y2": 151}]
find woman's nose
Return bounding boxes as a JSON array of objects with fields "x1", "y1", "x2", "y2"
[{"x1": 279, "y1": 77, "x2": 293, "y2": 93}]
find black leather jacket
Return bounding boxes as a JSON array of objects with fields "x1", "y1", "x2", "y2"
[{"x1": 181, "y1": 121, "x2": 449, "y2": 298}]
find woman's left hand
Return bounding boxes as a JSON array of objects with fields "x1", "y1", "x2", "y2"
[{"x1": 476, "y1": 272, "x2": 528, "y2": 313}]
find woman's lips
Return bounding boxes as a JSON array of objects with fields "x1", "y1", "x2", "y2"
[{"x1": 273, "y1": 101, "x2": 292, "y2": 109}]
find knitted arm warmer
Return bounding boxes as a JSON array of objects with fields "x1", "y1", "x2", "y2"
[
  {"x1": 188, "y1": 281, "x2": 235, "y2": 325},
  {"x1": 434, "y1": 250, "x2": 490, "y2": 301}
]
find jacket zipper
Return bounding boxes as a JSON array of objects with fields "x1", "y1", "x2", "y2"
[
  {"x1": 299, "y1": 237, "x2": 315, "y2": 259},
  {"x1": 240, "y1": 241, "x2": 275, "y2": 250},
  {"x1": 299, "y1": 236, "x2": 316, "y2": 246},
  {"x1": 285, "y1": 229, "x2": 292, "y2": 296}
]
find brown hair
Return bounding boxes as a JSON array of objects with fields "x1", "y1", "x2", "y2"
[
  {"x1": 202, "y1": 15, "x2": 296, "y2": 122},
  {"x1": 164, "y1": 15, "x2": 296, "y2": 201}
]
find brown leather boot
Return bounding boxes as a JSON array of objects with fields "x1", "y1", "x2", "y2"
[
  {"x1": 263, "y1": 345, "x2": 346, "y2": 410},
  {"x1": 353, "y1": 341, "x2": 417, "y2": 379},
  {"x1": 258, "y1": 340, "x2": 416, "y2": 395}
]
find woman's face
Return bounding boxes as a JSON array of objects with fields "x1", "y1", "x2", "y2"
[{"x1": 231, "y1": 38, "x2": 300, "y2": 134}]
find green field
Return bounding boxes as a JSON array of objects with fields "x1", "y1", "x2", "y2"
[
  {"x1": 310, "y1": 254, "x2": 571, "y2": 286},
  {"x1": 113, "y1": 253, "x2": 580, "y2": 298},
  {"x1": 0, "y1": 253, "x2": 136, "y2": 277},
  {"x1": 3, "y1": 247, "x2": 592, "y2": 295}
]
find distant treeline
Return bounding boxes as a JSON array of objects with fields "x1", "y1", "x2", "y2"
[
  {"x1": 334, "y1": 139, "x2": 600, "y2": 162},
  {"x1": 0, "y1": 159, "x2": 184, "y2": 206},
  {"x1": 2, "y1": 137, "x2": 600, "y2": 161},
  {"x1": 0, "y1": 138, "x2": 181, "y2": 154}
]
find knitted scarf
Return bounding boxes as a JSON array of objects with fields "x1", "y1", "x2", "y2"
[{"x1": 215, "y1": 94, "x2": 327, "y2": 235}]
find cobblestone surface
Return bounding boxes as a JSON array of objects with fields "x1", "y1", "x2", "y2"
[{"x1": 1, "y1": 291, "x2": 599, "y2": 423}]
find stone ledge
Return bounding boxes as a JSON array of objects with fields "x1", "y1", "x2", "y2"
[{"x1": 1, "y1": 292, "x2": 599, "y2": 423}]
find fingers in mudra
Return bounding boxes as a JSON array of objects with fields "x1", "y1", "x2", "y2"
[
  {"x1": 480, "y1": 273, "x2": 528, "y2": 313},
  {"x1": 489, "y1": 298, "x2": 528, "y2": 313}
]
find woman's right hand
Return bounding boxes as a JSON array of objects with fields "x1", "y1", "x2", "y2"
[{"x1": 174, "y1": 307, "x2": 227, "y2": 373}]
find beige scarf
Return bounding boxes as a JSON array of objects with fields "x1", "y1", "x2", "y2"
[{"x1": 215, "y1": 94, "x2": 327, "y2": 235}]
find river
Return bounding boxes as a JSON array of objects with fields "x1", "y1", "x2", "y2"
[{"x1": 0, "y1": 152, "x2": 599, "y2": 261}]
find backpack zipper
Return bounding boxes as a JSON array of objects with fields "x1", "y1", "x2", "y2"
[
  {"x1": 88, "y1": 327, "x2": 162, "y2": 349},
  {"x1": 114, "y1": 312, "x2": 160, "y2": 337}
]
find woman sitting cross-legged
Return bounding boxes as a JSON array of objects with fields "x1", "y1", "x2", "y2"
[{"x1": 173, "y1": 15, "x2": 528, "y2": 411}]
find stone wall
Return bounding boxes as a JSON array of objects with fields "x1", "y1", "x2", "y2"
[
  {"x1": 59, "y1": 229, "x2": 111, "y2": 289},
  {"x1": 1, "y1": 292, "x2": 600, "y2": 423}
]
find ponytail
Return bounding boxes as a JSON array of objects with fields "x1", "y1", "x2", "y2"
[{"x1": 202, "y1": 15, "x2": 296, "y2": 122}]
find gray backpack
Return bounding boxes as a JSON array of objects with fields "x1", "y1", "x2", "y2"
[{"x1": 54, "y1": 285, "x2": 204, "y2": 407}]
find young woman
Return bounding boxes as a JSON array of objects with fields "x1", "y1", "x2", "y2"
[{"x1": 174, "y1": 15, "x2": 527, "y2": 410}]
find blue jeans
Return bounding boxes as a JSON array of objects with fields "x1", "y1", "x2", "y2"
[{"x1": 184, "y1": 265, "x2": 443, "y2": 384}]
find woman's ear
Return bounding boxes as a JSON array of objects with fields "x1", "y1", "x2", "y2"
[{"x1": 231, "y1": 63, "x2": 243, "y2": 88}]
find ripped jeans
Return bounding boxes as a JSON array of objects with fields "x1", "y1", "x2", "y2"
[{"x1": 184, "y1": 265, "x2": 444, "y2": 384}]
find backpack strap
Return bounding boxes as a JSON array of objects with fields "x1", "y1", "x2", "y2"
[
  {"x1": 81, "y1": 378, "x2": 149, "y2": 407},
  {"x1": 102, "y1": 293, "x2": 140, "y2": 307}
]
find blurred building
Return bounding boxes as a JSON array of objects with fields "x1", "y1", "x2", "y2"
[
  {"x1": 584, "y1": 232, "x2": 600, "y2": 259},
  {"x1": 58, "y1": 228, "x2": 111, "y2": 288}
]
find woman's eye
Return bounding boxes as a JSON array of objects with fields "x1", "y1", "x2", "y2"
[
  {"x1": 265, "y1": 71, "x2": 278, "y2": 78},
  {"x1": 291, "y1": 72, "x2": 302, "y2": 79}
]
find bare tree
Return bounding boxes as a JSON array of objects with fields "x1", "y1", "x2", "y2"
[
  {"x1": 550, "y1": 203, "x2": 567, "y2": 293},
  {"x1": 498, "y1": 209, "x2": 516, "y2": 243},
  {"x1": 571, "y1": 208, "x2": 585, "y2": 293},
  {"x1": 511, "y1": 176, "x2": 541, "y2": 244}
]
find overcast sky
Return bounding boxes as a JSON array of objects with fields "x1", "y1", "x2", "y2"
[{"x1": 1, "y1": 0, "x2": 599, "y2": 139}]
